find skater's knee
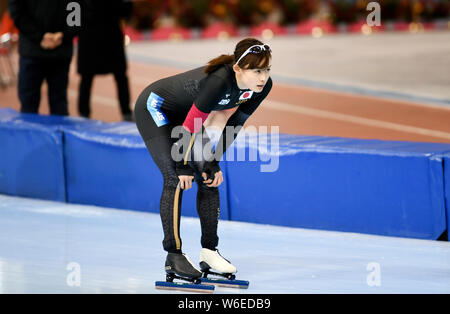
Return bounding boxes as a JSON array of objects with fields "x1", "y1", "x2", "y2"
[
  {"x1": 197, "y1": 181, "x2": 219, "y2": 192},
  {"x1": 163, "y1": 175, "x2": 181, "y2": 189}
]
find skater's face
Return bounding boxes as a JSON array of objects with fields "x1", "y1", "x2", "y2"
[{"x1": 233, "y1": 58, "x2": 272, "y2": 93}]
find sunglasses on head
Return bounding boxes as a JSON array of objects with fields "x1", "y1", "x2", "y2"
[{"x1": 235, "y1": 44, "x2": 272, "y2": 66}]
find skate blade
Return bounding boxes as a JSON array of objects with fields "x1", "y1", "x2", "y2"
[
  {"x1": 199, "y1": 278, "x2": 249, "y2": 289},
  {"x1": 155, "y1": 281, "x2": 215, "y2": 293}
]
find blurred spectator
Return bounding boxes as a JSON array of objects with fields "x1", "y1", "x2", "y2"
[
  {"x1": 0, "y1": 11, "x2": 18, "y2": 88},
  {"x1": 129, "y1": 0, "x2": 449, "y2": 31},
  {"x1": 0, "y1": 10, "x2": 18, "y2": 36},
  {"x1": 8, "y1": 0, "x2": 78, "y2": 115},
  {"x1": 0, "y1": 0, "x2": 7, "y2": 20},
  {"x1": 77, "y1": 0, "x2": 133, "y2": 121}
]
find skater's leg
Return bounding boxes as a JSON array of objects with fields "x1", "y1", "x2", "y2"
[
  {"x1": 190, "y1": 128, "x2": 236, "y2": 275},
  {"x1": 143, "y1": 135, "x2": 185, "y2": 253},
  {"x1": 140, "y1": 134, "x2": 202, "y2": 278},
  {"x1": 195, "y1": 180, "x2": 220, "y2": 250},
  {"x1": 190, "y1": 127, "x2": 220, "y2": 250},
  {"x1": 141, "y1": 137, "x2": 202, "y2": 278},
  {"x1": 134, "y1": 89, "x2": 184, "y2": 253},
  {"x1": 135, "y1": 87, "x2": 203, "y2": 282}
]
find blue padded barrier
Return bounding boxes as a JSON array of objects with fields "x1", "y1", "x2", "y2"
[
  {"x1": 0, "y1": 108, "x2": 96, "y2": 201},
  {"x1": 1, "y1": 108, "x2": 448, "y2": 240},
  {"x1": 224, "y1": 133, "x2": 450, "y2": 240},
  {"x1": 61, "y1": 123, "x2": 230, "y2": 219},
  {"x1": 443, "y1": 154, "x2": 450, "y2": 240}
]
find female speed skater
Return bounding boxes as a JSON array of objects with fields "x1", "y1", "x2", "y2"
[{"x1": 134, "y1": 38, "x2": 272, "y2": 282}]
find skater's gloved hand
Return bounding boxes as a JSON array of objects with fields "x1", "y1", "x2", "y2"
[
  {"x1": 202, "y1": 160, "x2": 223, "y2": 188},
  {"x1": 172, "y1": 126, "x2": 196, "y2": 190},
  {"x1": 175, "y1": 162, "x2": 194, "y2": 190}
]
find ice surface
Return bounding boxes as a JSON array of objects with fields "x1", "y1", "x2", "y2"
[{"x1": 0, "y1": 194, "x2": 448, "y2": 294}]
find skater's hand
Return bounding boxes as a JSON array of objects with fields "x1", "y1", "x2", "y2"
[
  {"x1": 175, "y1": 160, "x2": 195, "y2": 190},
  {"x1": 179, "y1": 175, "x2": 194, "y2": 190},
  {"x1": 202, "y1": 170, "x2": 223, "y2": 188},
  {"x1": 202, "y1": 159, "x2": 222, "y2": 187}
]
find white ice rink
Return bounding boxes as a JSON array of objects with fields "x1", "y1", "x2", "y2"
[{"x1": 0, "y1": 194, "x2": 449, "y2": 294}]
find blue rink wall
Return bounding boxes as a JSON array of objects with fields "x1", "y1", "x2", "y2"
[{"x1": 0, "y1": 108, "x2": 449, "y2": 241}]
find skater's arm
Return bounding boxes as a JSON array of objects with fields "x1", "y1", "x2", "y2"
[
  {"x1": 174, "y1": 76, "x2": 228, "y2": 188},
  {"x1": 214, "y1": 78, "x2": 272, "y2": 161},
  {"x1": 182, "y1": 76, "x2": 228, "y2": 133}
]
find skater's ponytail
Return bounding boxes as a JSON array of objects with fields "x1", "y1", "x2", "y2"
[
  {"x1": 204, "y1": 38, "x2": 271, "y2": 74},
  {"x1": 204, "y1": 54, "x2": 235, "y2": 74}
]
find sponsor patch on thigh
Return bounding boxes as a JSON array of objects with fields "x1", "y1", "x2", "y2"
[{"x1": 146, "y1": 92, "x2": 169, "y2": 127}]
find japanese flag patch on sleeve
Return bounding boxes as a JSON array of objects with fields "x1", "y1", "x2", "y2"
[{"x1": 239, "y1": 91, "x2": 254, "y2": 101}]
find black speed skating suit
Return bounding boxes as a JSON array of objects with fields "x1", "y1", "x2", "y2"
[{"x1": 134, "y1": 64, "x2": 272, "y2": 253}]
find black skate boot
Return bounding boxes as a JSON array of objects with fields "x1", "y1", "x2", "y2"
[
  {"x1": 155, "y1": 252, "x2": 215, "y2": 293},
  {"x1": 165, "y1": 252, "x2": 202, "y2": 283}
]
